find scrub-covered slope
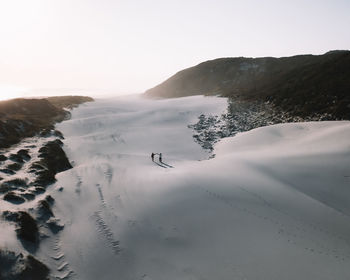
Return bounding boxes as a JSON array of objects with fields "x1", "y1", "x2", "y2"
[
  {"x1": 0, "y1": 96, "x2": 93, "y2": 280},
  {"x1": 0, "y1": 96, "x2": 93, "y2": 149},
  {"x1": 145, "y1": 50, "x2": 350, "y2": 119},
  {"x1": 51, "y1": 95, "x2": 350, "y2": 280}
]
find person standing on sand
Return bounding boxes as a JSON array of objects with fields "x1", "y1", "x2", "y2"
[
  {"x1": 159, "y1": 153, "x2": 162, "y2": 163},
  {"x1": 151, "y1": 152, "x2": 155, "y2": 161}
]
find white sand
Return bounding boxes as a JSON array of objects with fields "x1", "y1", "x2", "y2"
[{"x1": 39, "y1": 95, "x2": 350, "y2": 279}]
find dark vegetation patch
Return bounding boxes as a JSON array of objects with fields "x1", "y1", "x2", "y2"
[
  {"x1": 47, "y1": 218, "x2": 64, "y2": 234},
  {"x1": 9, "y1": 153, "x2": 24, "y2": 163},
  {"x1": 3, "y1": 192, "x2": 25, "y2": 204},
  {"x1": 16, "y1": 212, "x2": 39, "y2": 246},
  {"x1": 0, "y1": 184, "x2": 13, "y2": 193},
  {"x1": 3, "y1": 210, "x2": 19, "y2": 222},
  {"x1": 37, "y1": 199, "x2": 54, "y2": 221},
  {"x1": 29, "y1": 162, "x2": 45, "y2": 171},
  {"x1": 0, "y1": 179, "x2": 27, "y2": 194},
  {"x1": 39, "y1": 129, "x2": 53, "y2": 138},
  {"x1": 53, "y1": 130, "x2": 64, "y2": 139},
  {"x1": 21, "y1": 193, "x2": 35, "y2": 200},
  {"x1": 0, "y1": 249, "x2": 50, "y2": 280},
  {"x1": 0, "y1": 168, "x2": 15, "y2": 175},
  {"x1": 188, "y1": 98, "x2": 334, "y2": 152},
  {"x1": 33, "y1": 187, "x2": 46, "y2": 194},
  {"x1": 17, "y1": 149, "x2": 31, "y2": 160},
  {"x1": 33, "y1": 169, "x2": 56, "y2": 187},
  {"x1": 45, "y1": 194, "x2": 55, "y2": 204},
  {"x1": 2, "y1": 211, "x2": 39, "y2": 246},
  {"x1": 20, "y1": 255, "x2": 50, "y2": 280},
  {"x1": 46, "y1": 95, "x2": 94, "y2": 109},
  {"x1": 0, "y1": 97, "x2": 90, "y2": 277},
  {"x1": 32, "y1": 140, "x2": 72, "y2": 187},
  {"x1": 5, "y1": 178, "x2": 27, "y2": 187},
  {"x1": 7, "y1": 162, "x2": 22, "y2": 171}
]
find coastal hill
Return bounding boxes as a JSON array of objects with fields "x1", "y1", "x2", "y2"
[
  {"x1": 0, "y1": 96, "x2": 93, "y2": 149},
  {"x1": 145, "y1": 50, "x2": 350, "y2": 119}
]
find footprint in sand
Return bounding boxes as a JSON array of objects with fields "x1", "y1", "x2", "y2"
[
  {"x1": 96, "y1": 184, "x2": 107, "y2": 209},
  {"x1": 50, "y1": 237, "x2": 75, "y2": 280},
  {"x1": 75, "y1": 176, "x2": 82, "y2": 194},
  {"x1": 104, "y1": 165, "x2": 113, "y2": 184},
  {"x1": 199, "y1": 185, "x2": 350, "y2": 262},
  {"x1": 93, "y1": 211, "x2": 121, "y2": 255}
]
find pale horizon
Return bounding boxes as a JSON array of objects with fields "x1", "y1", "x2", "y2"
[{"x1": 0, "y1": 0, "x2": 349, "y2": 100}]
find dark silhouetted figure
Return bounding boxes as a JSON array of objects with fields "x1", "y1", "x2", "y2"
[
  {"x1": 151, "y1": 153, "x2": 155, "y2": 161},
  {"x1": 159, "y1": 153, "x2": 162, "y2": 163}
]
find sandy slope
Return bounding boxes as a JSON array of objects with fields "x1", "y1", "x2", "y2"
[{"x1": 50, "y1": 95, "x2": 350, "y2": 280}]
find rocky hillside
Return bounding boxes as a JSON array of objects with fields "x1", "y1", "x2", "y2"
[
  {"x1": 0, "y1": 96, "x2": 93, "y2": 149},
  {"x1": 145, "y1": 50, "x2": 350, "y2": 119}
]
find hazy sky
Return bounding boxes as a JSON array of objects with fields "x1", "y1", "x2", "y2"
[{"x1": 0, "y1": 0, "x2": 349, "y2": 99}]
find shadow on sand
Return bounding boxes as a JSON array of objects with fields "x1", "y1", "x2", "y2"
[
  {"x1": 161, "y1": 162, "x2": 174, "y2": 168},
  {"x1": 153, "y1": 161, "x2": 174, "y2": 168},
  {"x1": 153, "y1": 161, "x2": 167, "y2": 168}
]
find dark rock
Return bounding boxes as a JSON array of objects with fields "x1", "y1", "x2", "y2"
[{"x1": 4, "y1": 192, "x2": 26, "y2": 204}]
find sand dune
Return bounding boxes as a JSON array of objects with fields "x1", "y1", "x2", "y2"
[{"x1": 29, "y1": 95, "x2": 350, "y2": 279}]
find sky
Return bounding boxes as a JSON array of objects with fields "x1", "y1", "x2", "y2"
[{"x1": 0, "y1": 0, "x2": 349, "y2": 100}]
